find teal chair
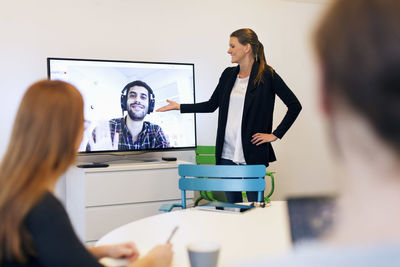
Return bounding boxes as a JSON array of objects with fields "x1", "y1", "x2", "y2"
[
  {"x1": 196, "y1": 145, "x2": 276, "y2": 203},
  {"x1": 159, "y1": 164, "x2": 266, "y2": 212}
]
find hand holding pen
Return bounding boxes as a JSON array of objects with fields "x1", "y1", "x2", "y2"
[{"x1": 166, "y1": 226, "x2": 179, "y2": 243}]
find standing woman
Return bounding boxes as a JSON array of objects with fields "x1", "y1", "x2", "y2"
[
  {"x1": 0, "y1": 80, "x2": 173, "y2": 267},
  {"x1": 158, "y1": 28, "x2": 302, "y2": 203}
]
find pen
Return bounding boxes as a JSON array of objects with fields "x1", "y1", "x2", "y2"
[{"x1": 166, "y1": 226, "x2": 179, "y2": 243}]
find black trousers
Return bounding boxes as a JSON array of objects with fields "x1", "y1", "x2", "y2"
[{"x1": 219, "y1": 158, "x2": 264, "y2": 203}]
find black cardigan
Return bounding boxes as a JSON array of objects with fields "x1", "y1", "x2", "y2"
[
  {"x1": 181, "y1": 62, "x2": 302, "y2": 166},
  {"x1": 1, "y1": 192, "x2": 102, "y2": 267}
]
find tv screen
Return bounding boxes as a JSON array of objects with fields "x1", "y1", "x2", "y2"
[{"x1": 47, "y1": 58, "x2": 196, "y2": 154}]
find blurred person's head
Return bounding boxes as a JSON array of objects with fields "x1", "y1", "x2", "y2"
[
  {"x1": 0, "y1": 80, "x2": 84, "y2": 263},
  {"x1": 315, "y1": 0, "x2": 400, "y2": 163}
]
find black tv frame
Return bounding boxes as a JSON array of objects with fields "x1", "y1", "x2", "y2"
[{"x1": 47, "y1": 57, "x2": 197, "y2": 159}]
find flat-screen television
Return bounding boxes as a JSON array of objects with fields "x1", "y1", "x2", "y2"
[{"x1": 47, "y1": 58, "x2": 196, "y2": 158}]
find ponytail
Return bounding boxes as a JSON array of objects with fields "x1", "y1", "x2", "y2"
[{"x1": 254, "y1": 41, "x2": 274, "y2": 85}]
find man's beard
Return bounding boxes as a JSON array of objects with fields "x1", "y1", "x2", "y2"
[
  {"x1": 128, "y1": 104, "x2": 148, "y2": 121},
  {"x1": 127, "y1": 107, "x2": 147, "y2": 121}
]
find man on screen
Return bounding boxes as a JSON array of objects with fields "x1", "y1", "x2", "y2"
[{"x1": 87, "y1": 80, "x2": 169, "y2": 151}]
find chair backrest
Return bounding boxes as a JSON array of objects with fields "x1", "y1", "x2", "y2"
[
  {"x1": 179, "y1": 164, "x2": 266, "y2": 179},
  {"x1": 179, "y1": 177, "x2": 266, "y2": 192},
  {"x1": 178, "y1": 164, "x2": 266, "y2": 207}
]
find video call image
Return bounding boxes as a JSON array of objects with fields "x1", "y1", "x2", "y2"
[{"x1": 48, "y1": 58, "x2": 196, "y2": 152}]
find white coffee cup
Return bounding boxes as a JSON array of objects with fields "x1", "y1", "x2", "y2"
[{"x1": 187, "y1": 242, "x2": 220, "y2": 267}]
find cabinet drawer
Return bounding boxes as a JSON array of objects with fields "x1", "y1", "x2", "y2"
[{"x1": 85, "y1": 168, "x2": 180, "y2": 206}]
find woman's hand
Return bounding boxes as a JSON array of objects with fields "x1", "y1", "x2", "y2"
[
  {"x1": 156, "y1": 99, "x2": 180, "y2": 112},
  {"x1": 106, "y1": 242, "x2": 140, "y2": 261},
  {"x1": 89, "y1": 242, "x2": 139, "y2": 262},
  {"x1": 251, "y1": 133, "x2": 278, "y2": 146}
]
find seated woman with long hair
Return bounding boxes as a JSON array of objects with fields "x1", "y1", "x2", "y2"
[{"x1": 0, "y1": 80, "x2": 173, "y2": 267}]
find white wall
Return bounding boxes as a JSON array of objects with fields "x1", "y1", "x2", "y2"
[{"x1": 0, "y1": 0, "x2": 338, "y2": 200}]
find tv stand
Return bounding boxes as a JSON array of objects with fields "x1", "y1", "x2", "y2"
[{"x1": 64, "y1": 160, "x2": 193, "y2": 244}]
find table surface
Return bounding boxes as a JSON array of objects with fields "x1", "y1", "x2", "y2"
[{"x1": 97, "y1": 201, "x2": 291, "y2": 267}]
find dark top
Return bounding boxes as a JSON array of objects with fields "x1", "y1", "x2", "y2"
[
  {"x1": 2, "y1": 192, "x2": 103, "y2": 267},
  {"x1": 181, "y1": 62, "x2": 302, "y2": 166}
]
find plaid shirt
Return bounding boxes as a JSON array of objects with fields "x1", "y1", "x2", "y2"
[
  {"x1": 109, "y1": 118, "x2": 169, "y2": 150},
  {"x1": 88, "y1": 117, "x2": 169, "y2": 151}
]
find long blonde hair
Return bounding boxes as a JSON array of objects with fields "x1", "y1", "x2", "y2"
[
  {"x1": 0, "y1": 80, "x2": 84, "y2": 262},
  {"x1": 231, "y1": 28, "x2": 274, "y2": 85}
]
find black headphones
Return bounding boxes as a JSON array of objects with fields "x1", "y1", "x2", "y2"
[{"x1": 120, "y1": 80, "x2": 155, "y2": 114}]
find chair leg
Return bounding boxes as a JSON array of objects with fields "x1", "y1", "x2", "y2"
[
  {"x1": 182, "y1": 190, "x2": 186, "y2": 209},
  {"x1": 195, "y1": 191, "x2": 218, "y2": 206},
  {"x1": 159, "y1": 203, "x2": 183, "y2": 212},
  {"x1": 200, "y1": 191, "x2": 209, "y2": 201},
  {"x1": 264, "y1": 172, "x2": 275, "y2": 203},
  {"x1": 205, "y1": 191, "x2": 217, "y2": 202},
  {"x1": 242, "y1": 191, "x2": 247, "y2": 202},
  {"x1": 194, "y1": 196, "x2": 203, "y2": 206},
  {"x1": 257, "y1": 191, "x2": 262, "y2": 202}
]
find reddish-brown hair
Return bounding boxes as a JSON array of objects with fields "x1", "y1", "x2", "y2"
[{"x1": 0, "y1": 80, "x2": 84, "y2": 262}]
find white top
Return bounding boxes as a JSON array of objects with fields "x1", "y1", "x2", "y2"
[{"x1": 221, "y1": 76, "x2": 249, "y2": 164}]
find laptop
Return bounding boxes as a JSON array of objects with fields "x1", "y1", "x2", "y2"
[{"x1": 287, "y1": 196, "x2": 336, "y2": 245}]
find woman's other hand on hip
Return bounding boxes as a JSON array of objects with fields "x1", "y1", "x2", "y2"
[{"x1": 251, "y1": 133, "x2": 278, "y2": 145}]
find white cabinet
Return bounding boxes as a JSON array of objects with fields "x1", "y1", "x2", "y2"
[{"x1": 63, "y1": 161, "x2": 193, "y2": 243}]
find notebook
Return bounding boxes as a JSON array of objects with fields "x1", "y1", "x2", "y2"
[{"x1": 195, "y1": 201, "x2": 255, "y2": 213}]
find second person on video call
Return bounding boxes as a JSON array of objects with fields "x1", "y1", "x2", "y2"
[
  {"x1": 157, "y1": 28, "x2": 302, "y2": 203},
  {"x1": 87, "y1": 80, "x2": 170, "y2": 151}
]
